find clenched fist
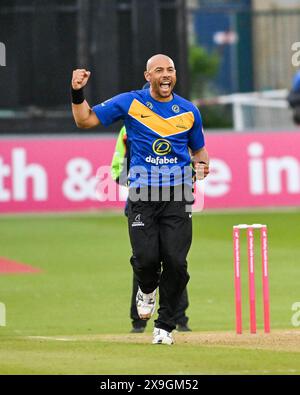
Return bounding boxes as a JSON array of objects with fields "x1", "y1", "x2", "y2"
[
  {"x1": 194, "y1": 162, "x2": 209, "y2": 180},
  {"x1": 72, "y1": 69, "x2": 91, "y2": 90}
]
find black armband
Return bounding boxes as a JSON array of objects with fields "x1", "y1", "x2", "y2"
[{"x1": 71, "y1": 87, "x2": 85, "y2": 104}]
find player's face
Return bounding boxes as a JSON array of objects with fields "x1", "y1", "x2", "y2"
[{"x1": 145, "y1": 58, "x2": 176, "y2": 101}]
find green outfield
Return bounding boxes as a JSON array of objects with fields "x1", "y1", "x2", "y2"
[{"x1": 0, "y1": 209, "x2": 300, "y2": 374}]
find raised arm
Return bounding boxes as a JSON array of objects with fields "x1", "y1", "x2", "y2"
[{"x1": 71, "y1": 69, "x2": 100, "y2": 129}]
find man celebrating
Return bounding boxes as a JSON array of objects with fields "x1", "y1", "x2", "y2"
[
  {"x1": 111, "y1": 122, "x2": 192, "y2": 334},
  {"x1": 71, "y1": 54, "x2": 209, "y2": 345}
]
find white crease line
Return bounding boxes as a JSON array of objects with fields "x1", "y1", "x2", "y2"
[{"x1": 26, "y1": 336, "x2": 73, "y2": 342}]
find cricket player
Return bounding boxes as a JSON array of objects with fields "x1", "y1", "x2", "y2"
[
  {"x1": 71, "y1": 54, "x2": 209, "y2": 345},
  {"x1": 111, "y1": 122, "x2": 192, "y2": 333}
]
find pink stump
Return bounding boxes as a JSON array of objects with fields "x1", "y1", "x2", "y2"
[
  {"x1": 233, "y1": 227, "x2": 242, "y2": 334},
  {"x1": 261, "y1": 226, "x2": 270, "y2": 333},
  {"x1": 247, "y1": 227, "x2": 256, "y2": 334}
]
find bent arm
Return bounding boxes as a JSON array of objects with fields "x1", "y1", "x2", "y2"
[
  {"x1": 71, "y1": 68, "x2": 100, "y2": 129},
  {"x1": 72, "y1": 100, "x2": 100, "y2": 129},
  {"x1": 192, "y1": 146, "x2": 209, "y2": 164},
  {"x1": 192, "y1": 146, "x2": 210, "y2": 180}
]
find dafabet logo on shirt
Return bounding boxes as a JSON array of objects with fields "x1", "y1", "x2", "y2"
[
  {"x1": 152, "y1": 139, "x2": 172, "y2": 156},
  {"x1": 145, "y1": 138, "x2": 178, "y2": 165}
]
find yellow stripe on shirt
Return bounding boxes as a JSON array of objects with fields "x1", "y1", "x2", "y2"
[{"x1": 128, "y1": 99, "x2": 195, "y2": 137}]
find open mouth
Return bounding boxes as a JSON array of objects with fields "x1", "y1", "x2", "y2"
[{"x1": 160, "y1": 81, "x2": 171, "y2": 93}]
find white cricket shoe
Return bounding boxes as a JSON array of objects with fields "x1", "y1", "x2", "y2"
[
  {"x1": 152, "y1": 327, "x2": 174, "y2": 345},
  {"x1": 136, "y1": 287, "x2": 157, "y2": 320}
]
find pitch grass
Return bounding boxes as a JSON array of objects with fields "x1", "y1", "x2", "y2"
[{"x1": 0, "y1": 210, "x2": 300, "y2": 374}]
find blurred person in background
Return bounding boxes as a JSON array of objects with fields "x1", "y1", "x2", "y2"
[{"x1": 287, "y1": 69, "x2": 300, "y2": 125}]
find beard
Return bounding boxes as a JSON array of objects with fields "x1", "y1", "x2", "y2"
[{"x1": 151, "y1": 79, "x2": 175, "y2": 100}]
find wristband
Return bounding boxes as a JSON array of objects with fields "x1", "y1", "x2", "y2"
[{"x1": 71, "y1": 87, "x2": 85, "y2": 104}]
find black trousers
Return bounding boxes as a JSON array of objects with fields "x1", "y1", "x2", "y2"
[
  {"x1": 130, "y1": 273, "x2": 190, "y2": 328},
  {"x1": 128, "y1": 186, "x2": 193, "y2": 332}
]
